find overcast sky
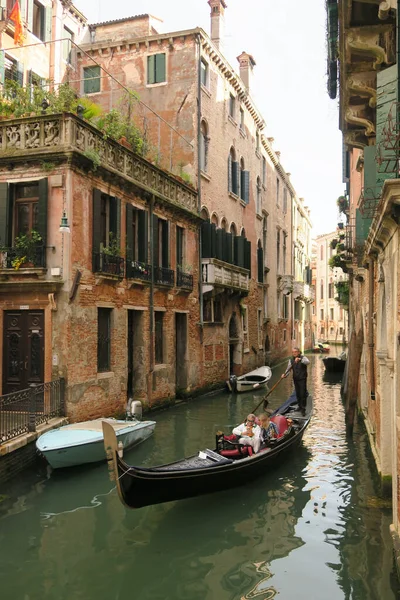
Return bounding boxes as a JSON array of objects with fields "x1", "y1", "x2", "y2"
[{"x1": 74, "y1": 0, "x2": 343, "y2": 236}]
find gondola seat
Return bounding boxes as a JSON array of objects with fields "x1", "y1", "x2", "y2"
[
  {"x1": 219, "y1": 445, "x2": 253, "y2": 458},
  {"x1": 270, "y1": 415, "x2": 289, "y2": 438}
]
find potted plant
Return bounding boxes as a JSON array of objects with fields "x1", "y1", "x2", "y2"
[
  {"x1": 337, "y1": 195, "x2": 349, "y2": 214},
  {"x1": 330, "y1": 238, "x2": 338, "y2": 249},
  {"x1": 12, "y1": 230, "x2": 43, "y2": 269},
  {"x1": 102, "y1": 233, "x2": 121, "y2": 275}
]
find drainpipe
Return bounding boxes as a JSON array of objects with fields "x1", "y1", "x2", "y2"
[
  {"x1": 149, "y1": 194, "x2": 155, "y2": 375},
  {"x1": 196, "y1": 33, "x2": 204, "y2": 343},
  {"x1": 368, "y1": 258, "x2": 376, "y2": 398}
]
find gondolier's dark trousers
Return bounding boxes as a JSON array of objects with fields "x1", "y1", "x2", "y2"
[{"x1": 294, "y1": 378, "x2": 307, "y2": 411}]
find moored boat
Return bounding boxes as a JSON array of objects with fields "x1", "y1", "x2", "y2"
[
  {"x1": 322, "y1": 352, "x2": 346, "y2": 373},
  {"x1": 37, "y1": 417, "x2": 156, "y2": 469},
  {"x1": 102, "y1": 391, "x2": 312, "y2": 509},
  {"x1": 227, "y1": 366, "x2": 272, "y2": 393},
  {"x1": 312, "y1": 342, "x2": 330, "y2": 353}
]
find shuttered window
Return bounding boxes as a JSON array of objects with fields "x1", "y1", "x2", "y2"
[
  {"x1": 152, "y1": 215, "x2": 169, "y2": 267},
  {"x1": 126, "y1": 204, "x2": 148, "y2": 264},
  {"x1": 147, "y1": 53, "x2": 166, "y2": 85},
  {"x1": 84, "y1": 66, "x2": 101, "y2": 94},
  {"x1": 92, "y1": 189, "x2": 121, "y2": 270},
  {"x1": 0, "y1": 179, "x2": 47, "y2": 247},
  {"x1": 257, "y1": 247, "x2": 263, "y2": 283},
  {"x1": 155, "y1": 312, "x2": 164, "y2": 364}
]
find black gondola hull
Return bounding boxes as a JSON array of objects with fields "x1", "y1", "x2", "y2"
[
  {"x1": 103, "y1": 394, "x2": 312, "y2": 509},
  {"x1": 322, "y1": 357, "x2": 346, "y2": 373}
]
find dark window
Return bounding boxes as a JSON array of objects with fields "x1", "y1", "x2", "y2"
[
  {"x1": 155, "y1": 312, "x2": 164, "y2": 364},
  {"x1": 330, "y1": 308, "x2": 334, "y2": 320},
  {"x1": 32, "y1": 0, "x2": 45, "y2": 41},
  {"x1": 320, "y1": 281, "x2": 324, "y2": 300},
  {"x1": 257, "y1": 244, "x2": 263, "y2": 283},
  {"x1": 200, "y1": 121, "x2": 209, "y2": 172},
  {"x1": 283, "y1": 233, "x2": 287, "y2": 274},
  {"x1": 240, "y1": 107, "x2": 244, "y2": 131},
  {"x1": 294, "y1": 300, "x2": 301, "y2": 320},
  {"x1": 276, "y1": 178, "x2": 280, "y2": 206},
  {"x1": 276, "y1": 230, "x2": 280, "y2": 272},
  {"x1": 256, "y1": 177, "x2": 261, "y2": 214},
  {"x1": 92, "y1": 190, "x2": 121, "y2": 273},
  {"x1": 15, "y1": 182, "x2": 39, "y2": 238},
  {"x1": 283, "y1": 188, "x2": 288, "y2": 214},
  {"x1": 283, "y1": 296, "x2": 289, "y2": 319},
  {"x1": 201, "y1": 59, "x2": 208, "y2": 87},
  {"x1": 83, "y1": 66, "x2": 101, "y2": 94},
  {"x1": 214, "y1": 300, "x2": 222, "y2": 322},
  {"x1": 153, "y1": 216, "x2": 169, "y2": 267},
  {"x1": 147, "y1": 53, "x2": 166, "y2": 84},
  {"x1": 228, "y1": 148, "x2": 239, "y2": 195},
  {"x1": 63, "y1": 26, "x2": 74, "y2": 64},
  {"x1": 328, "y1": 282, "x2": 334, "y2": 298},
  {"x1": 97, "y1": 308, "x2": 111, "y2": 372},
  {"x1": 229, "y1": 94, "x2": 235, "y2": 119}
]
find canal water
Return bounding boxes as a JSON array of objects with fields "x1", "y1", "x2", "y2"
[{"x1": 1, "y1": 353, "x2": 399, "y2": 600}]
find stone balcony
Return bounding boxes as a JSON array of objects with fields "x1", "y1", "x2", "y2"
[
  {"x1": 201, "y1": 258, "x2": 249, "y2": 294},
  {"x1": 0, "y1": 113, "x2": 198, "y2": 216},
  {"x1": 293, "y1": 280, "x2": 315, "y2": 303}
]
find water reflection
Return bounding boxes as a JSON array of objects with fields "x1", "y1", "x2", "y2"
[{"x1": 0, "y1": 355, "x2": 399, "y2": 600}]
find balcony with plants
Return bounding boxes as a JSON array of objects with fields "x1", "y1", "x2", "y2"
[{"x1": 0, "y1": 230, "x2": 45, "y2": 272}]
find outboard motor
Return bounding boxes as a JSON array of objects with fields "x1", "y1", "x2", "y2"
[
  {"x1": 127, "y1": 399, "x2": 143, "y2": 421},
  {"x1": 228, "y1": 375, "x2": 237, "y2": 393}
]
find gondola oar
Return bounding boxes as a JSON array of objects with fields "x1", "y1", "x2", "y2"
[{"x1": 251, "y1": 364, "x2": 293, "y2": 414}]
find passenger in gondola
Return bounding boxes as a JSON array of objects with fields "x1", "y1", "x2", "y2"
[
  {"x1": 231, "y1": 413, "x2": 261, "y2": 453},
  {"x1": 258, "y1": 411, "x2": 279, "y2": 448}
]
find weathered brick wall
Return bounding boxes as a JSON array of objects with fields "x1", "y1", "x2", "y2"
[{"x1": 0, "y1": 443, "x2": 40, "y2": 485}]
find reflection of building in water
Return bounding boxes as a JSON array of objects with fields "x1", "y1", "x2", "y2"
[{"x1": 240, "y1": 562, "x2": 277, "y2": 600}]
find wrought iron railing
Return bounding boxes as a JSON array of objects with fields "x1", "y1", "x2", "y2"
[
  {"x1": 0, "y1": 245, "x2": 46, "y2": 269},
  {"x1": 0, "y1": 378, "x2": 65, "y2": 443},
  {"x1": 359, "y1": 186, "x2": 383, "y2": 219},
  {"x1": 126, "y1": 260, "x2": 152, "y2": 281},
  {"x1": 176, "y1": 268, "x2": 193, "y2": 290},
  {"x1": 154, "y1": 266, "x2": 174, "y2": 286},
  {"x1": 93, "y1": 252, "x2": 125, "y2": 277}
]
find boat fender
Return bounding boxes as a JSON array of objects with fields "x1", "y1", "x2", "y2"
[
  {"x1": 129, "y1": 400, "x2": 143, "y2": 421},
  {"x1": 118, "y1": 441, "x2": 124, "y2": 458}
]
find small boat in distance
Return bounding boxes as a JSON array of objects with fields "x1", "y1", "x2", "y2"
[
  {"x1": 312, "y1": 341, "x2": 330, "y2": 353},
  {"x1": 102, "y1": 391, "x2": 312, "y2": 509},
  {"x1": 226, "y1": 366, "x2": 272, "y2": 393},
  {"x1": 37, "y1": 417, "x2": 156, "y2": 469}
]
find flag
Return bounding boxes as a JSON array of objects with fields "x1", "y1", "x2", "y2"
[{"x1": 9, "y1": 1, "x2": 25, "y2": 46}]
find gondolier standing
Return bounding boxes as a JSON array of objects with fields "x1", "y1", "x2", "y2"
[{"x1": 281, "y1": 347, "x2": 310, "y2": 416}]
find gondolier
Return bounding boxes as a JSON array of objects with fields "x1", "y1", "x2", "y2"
[{"x1": 282, "y1": 347, "x2": 309, "y2": 416}]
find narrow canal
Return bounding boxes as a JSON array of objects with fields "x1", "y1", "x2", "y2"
[{"x1": 1, "y1": 354, "x2": 399, "y2": 600}]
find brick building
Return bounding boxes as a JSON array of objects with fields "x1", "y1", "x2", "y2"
[{"x1": 76, "y1": 1, "x2": 314, "y2": 377}]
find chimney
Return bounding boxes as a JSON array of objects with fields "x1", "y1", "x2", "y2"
[
  {"x1": 237, "y1": 51, "x2": 256, "y2": 92},
  {"x1": 208, "y1": 0, "x2": 227, "y2": 51}
]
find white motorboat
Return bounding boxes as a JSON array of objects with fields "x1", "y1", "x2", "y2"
[
  {"x1": 227, "y1": 366, "x2": 272, "y2": 393},
  {"x1": 36, "y1": 417, "x2": 156, "y2": 469}
]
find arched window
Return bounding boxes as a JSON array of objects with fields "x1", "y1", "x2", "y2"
[
  {"x1": 200, "y1": 120, "x2": 209, "y2": 173},
  {"x1": 200, "y1": 206, "x2": 209, "y2": 221},
  {"x1": 240, "y1": 227, "x2": 246, "y2": 237},
  {"x1": 211, "y1": 212, "x2": 218, "y2": 226},
  {"x1": 320, "y1": 280, "x2": 324, "y2": 300},
  {"x1": 256, "y1": 176, "x2": 261, "y2": 214},
  {"x1": 230, "y1": 223, "x2": 237, "y2": 237},
  {"x1": 228, "y1": 147, "x2": 239, "y2": 195},
  {"x1": 221, "y1": 217, "x2": 228, "y2": 231}
]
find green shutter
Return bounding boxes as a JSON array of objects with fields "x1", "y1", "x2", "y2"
[
  {"x1": 257, "y1": 247, "x2": 263, "y2": 282},
  {"x1": 37, "y1": 178, "x2": 48, "y2": 243},
  {"x1": 0, "y1": 182, "x2": 10, "y2": 247},
  {"x1": 225, "y1": 232, "x2": 233, "y2": 264},
  {"x1": 176, "y1": 226, "x2": 183, "y2": 267},
  {"x1": 232, "y1": 161, "x2": 239, "y2": 195},
  {"x1": 356, "y1": 208, "x2": 371, "y2": 245},
  {"x1": 126, "y1": 203, "x2": 134, "y2": 262},
  {"x1": 245, "y1": 240, "x2": 251, "y2": 274},
  {"x1": 45, "y1": 6, "x2": 52, "y2": 42},
  {"x1": 148, "y1": 55, "x2": 155, "y2": 84},
  {"x1": 161, "y1": 220, "x2": 169, "y2": 267},
  {"x1": 228, "y1": 154, "x2": 232, "y2": 192},
  {"x1": 138, "y1": 209, "x2": 148, "y2": 263},
  {"x1": 92, "y1": 189, "x2": 102, "y2": 269},
  {"x1": 109, "y1": 197, "x2": 120, "y2": 248},
  {"x1": 376, "y1": 65, "x2": 397, "y2": 186},
  {"x1": 152, "y1": 214, "x2": 159, "y2": 266},
  {"x1": 216, "y1": 228, "x2": 224, "y2": 261},
  {"x1": 27, "y1": 0, "x2": 33, "y2": 32},
  {"x1": 243, "y1": 171, "x2": 250, "y2": 204},
  {"x1": 234, "y1": 236, "x2": 244, "y2": 267},
  {"x1": 201, "y1": 221, "x2": 211, "y2": 258},
  {"x1": 210, "y1": 223, "x2": 217, "y2": 258},
  {"x1": 155, "y1": 53, "x2": 166, "y2": 83},
  {"x1": 16, "y1": 62, "x2": 24, "y2": 86}
]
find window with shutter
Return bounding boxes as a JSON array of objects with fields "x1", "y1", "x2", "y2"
[
  {"x1": 147, "y1": 53, "x2": 166, "y2": 85},
  {"x1": 243, "y1": 171, "x2": 250, "y2": 205},
  {"x1": 257, "y1": 247, "x2": 263, "y2": 283},
  {"x1": 155, "y1": 312, "x2": 164, "y2": 364},
  {"x1": 83, "y1": 66, "x2": 101, "y2": 94},
  {"x1": 232, "y1": 161, "x2": 239, "y2": 195},
  {"x1": 32, "y1": 0, "x2": 45, "y2": 41}
]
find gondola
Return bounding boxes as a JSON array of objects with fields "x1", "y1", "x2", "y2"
[
  {"x1": 322, "y1": 356, "x2": 346, "y2": 373},
  {"x1": 102, "y1": 391, "x2": 312, "y2": 509}
]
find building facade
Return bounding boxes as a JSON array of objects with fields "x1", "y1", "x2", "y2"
[
  {"x1": 327, "y1": 0, "x2": 400, "y2": 569},
  {"x1": 76, "y1": 1, "x2": 314, "y2": 378}
]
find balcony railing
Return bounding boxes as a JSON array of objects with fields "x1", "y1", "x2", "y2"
[
  {"x1": 154, "y1": 266, "x2": 174, "y2": 286},
  {"x1": 0, "y1": 379, "x2": 65, "y2": 443},
  {"x1": 176, "y1": 268, "x2": 193, "y2": 290},
  {"x1": 293, "y1": 281, "x2": 315, "y2": 303},
  {"x1": 0, "y1": 114, "x2": 198, "y2": 216},
  {"x1": 0, "y1": 245, "x2": 46, "y2": 270},
  {"x1": 93, "y1": 252, "x2": 125, "y2": 277},
  {"x1": 202, "y1": 258, "x2": 249, "y2": 293},
  {"x1": 126, "y1": 260, "x2": 152, "y2": 282}
]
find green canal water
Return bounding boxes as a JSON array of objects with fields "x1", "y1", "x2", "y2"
[{"x1": 1, "y1": 354, "x2": 399, "y2": 600}]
